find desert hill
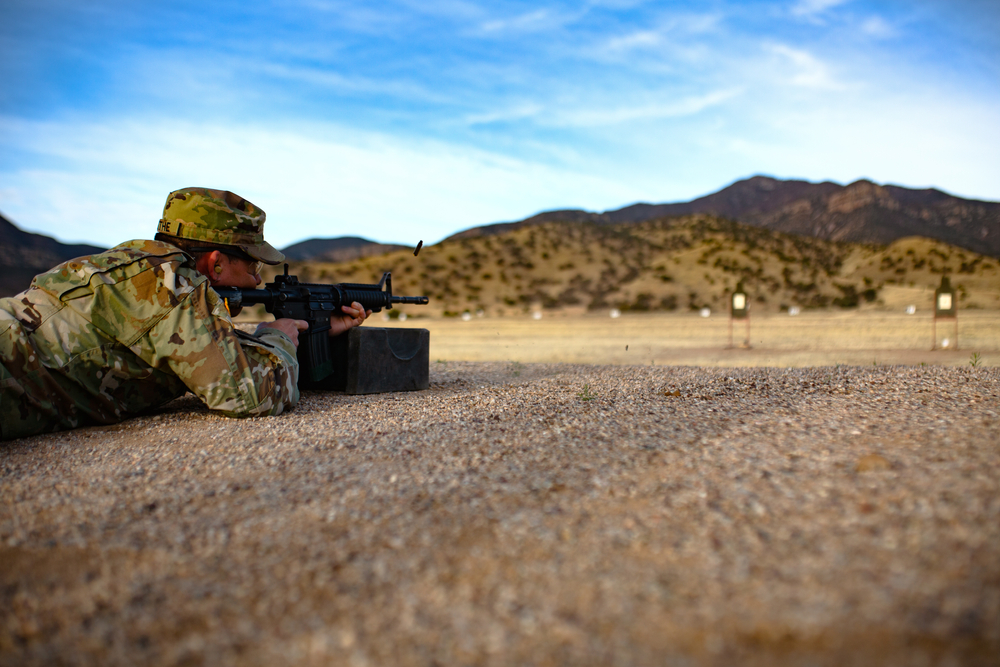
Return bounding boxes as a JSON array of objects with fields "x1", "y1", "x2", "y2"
[
  {"x1": 445, "y1": 176, "x2": 1000, "y2": 259},
  {"x1": 280, "y1": 236, "x2": 409, "y2": 263},
  {"x1": 0, "y1": 211, "x2": 105, "y2": 297},
  {"x1": 264, "y1": 215, "x2": 1000, "y2": 318}
]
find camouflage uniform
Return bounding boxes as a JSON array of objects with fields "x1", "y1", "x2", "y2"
[{"x1": 0, "y1": 188, "x2": 298, "y2": 441}]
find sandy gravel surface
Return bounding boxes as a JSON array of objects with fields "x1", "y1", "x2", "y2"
[{"x1": 2, "y1": 362, "x2": 999, "y2": 666}]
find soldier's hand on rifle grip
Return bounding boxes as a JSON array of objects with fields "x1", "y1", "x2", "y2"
[
  {"x1": 256, "y1": 319, "x2": 310, "y2": 347},
  {"x1": 329, "y1": 302, "x2": 371, "y2": 337}
]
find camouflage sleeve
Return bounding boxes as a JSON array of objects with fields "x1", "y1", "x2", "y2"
[{"x1": 131, "y1": 281, "x2": 300, "y2": 418}]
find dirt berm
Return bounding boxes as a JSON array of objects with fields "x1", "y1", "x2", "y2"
[{"x1": 2, "y1": 362, "x2": 998, "y2": 666}]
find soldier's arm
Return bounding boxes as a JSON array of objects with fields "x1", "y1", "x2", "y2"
[{"x1": 133, "y1": 282, "x2": 301, "y2": 417}]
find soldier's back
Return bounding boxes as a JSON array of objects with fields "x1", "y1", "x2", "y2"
[{"x1": 0, "y1": 240, "x2": 198, "y2": 440}]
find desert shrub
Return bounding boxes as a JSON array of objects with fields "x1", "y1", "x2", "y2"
[
  {"x1": 833, "y1": 284, "x2": 859, "y2": 308},
  {"x1": 621, "y1": 293, "x2": 654, "y2": 311},
  {"x1": 587, "y1": 295, "x2": 609, "y2": 310},
  {"x1": 800, "y1": 293, "x2": 831, "y2": 308},
  {"x1": 556, "y1": 289, "x2": 581, "y2": 305}
]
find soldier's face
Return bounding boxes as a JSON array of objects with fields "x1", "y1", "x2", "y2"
[
  {"x1": 201, "y1": 251, "x2": 262, "y2": 289},
  {"x1": 221, "y1": 257, "x2": 262, "y2": 289}
]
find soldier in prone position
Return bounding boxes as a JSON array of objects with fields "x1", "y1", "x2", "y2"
[{"x1": 0, "y1": 188, "x2": 371, "y2": 441}]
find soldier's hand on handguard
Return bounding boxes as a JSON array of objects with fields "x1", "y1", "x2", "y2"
[
  {"x1": 257, "y1": 319, "x2": 310, "y2": 347},
  {"x1": 329, "y1": 302, "x2": 371, "y2": 337}
]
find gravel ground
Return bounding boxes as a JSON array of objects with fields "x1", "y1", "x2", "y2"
[{"x1": 2, "y1": 362, "x2": 999, "y2": 666}]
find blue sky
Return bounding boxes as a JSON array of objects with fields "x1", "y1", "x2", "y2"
[{"x1": 1, "y1": 0, "x2": 998, "y2": 249}]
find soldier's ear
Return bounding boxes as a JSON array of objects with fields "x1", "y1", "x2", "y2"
[{"x1": 195, "y1": 250, "x2": 226, "y2": 281}]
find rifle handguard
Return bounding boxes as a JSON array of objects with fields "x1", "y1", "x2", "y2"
[{"x1": 214, "y1": 268, "x2": 429, "y2": 320}]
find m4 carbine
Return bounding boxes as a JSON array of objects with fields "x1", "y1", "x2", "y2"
[{"x1": 214, "y1": 265, "x2": 429, "y2": 386}]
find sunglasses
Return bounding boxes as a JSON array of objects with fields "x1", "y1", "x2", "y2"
[{"x1": 189, "y1": 247, "x2": 263, "y2": 276}]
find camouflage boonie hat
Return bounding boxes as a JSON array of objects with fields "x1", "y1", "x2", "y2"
[{"x1": 157, "y1": 187, "x2": 285, "y2": 265}]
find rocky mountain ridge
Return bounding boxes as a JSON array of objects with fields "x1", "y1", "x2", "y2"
[
  {"x1": 446, "y1": 176, "x2": 1000, "y2": 259},
  {"x1": 280, "y1": 236, "x2": 409, "y2": 263}
]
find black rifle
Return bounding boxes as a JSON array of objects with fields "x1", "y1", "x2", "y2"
[{"x1": 214, "y1": 265, "x2": 429, "y2": 386}]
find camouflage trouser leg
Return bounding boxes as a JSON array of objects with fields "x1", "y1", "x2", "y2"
[
  {"x1": 0, "y1": 364, "x2": 5, "y2": 440},
  {"x1": 0, "y1": 363, "x2": 51, "y2": 441},
  {"x1": 0, "y1": 363, "x2": 11, "y2": 440}
]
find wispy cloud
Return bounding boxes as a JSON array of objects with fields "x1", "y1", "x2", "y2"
[
  {"x1": 599, "y1": 11, "x2": 724, "y2": 56},
  {"x1": 766, "y1": 44, "x2": 845, "y2": 89},
  {"x1": 397, "y1": 0, "x2": 486, "y2": 22},
  {"x1": 256, "y1": 62, "x2": 453, "y2": 104},
  {"x1": 860, "y1": 15, "x2": 896, "y2": 38},
  {"x1": 464, "y1": 103, "x2": 545, "y2": 127},
  {"x1": 477, "y1": 7, "x2": 574, "y2": 35},
  {"x1": 461, "y1": 87, "x2": 742, "y2": 128},
  {"x1": 546, "y1": 88, "x2": 743, "y2": 127},
  {"x1": 290, "y1": 1, "x2": 414, "y2": 34},
  {"x1": 604, "y1": 29, "x2": 662, "y2": 52},
  {"x1": 791, "y1": 0, "x2": 850, "y2": 21}
]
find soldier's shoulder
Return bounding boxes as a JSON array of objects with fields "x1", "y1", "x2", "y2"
[
  {"x1": 30, "y1": 240, "x2": 200, "y2": 300},
  {"x1": 107, "y1": 239, "x2": 192, "y2": 261},
  {"x1": 39, "y1": 239, "x2": 189, "y2": 274}
]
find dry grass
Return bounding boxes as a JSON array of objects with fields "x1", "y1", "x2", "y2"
[{"x1": 372, "y1": 310, "x2": 1000, "y2": 367}]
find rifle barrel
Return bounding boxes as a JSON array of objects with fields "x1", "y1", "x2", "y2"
[{"x1": 393, "y1": 295, "x2": 430, "y2": 305}]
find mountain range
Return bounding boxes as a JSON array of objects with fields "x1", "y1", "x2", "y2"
[
  {"x1": 285, "y1": 215, "x2": 999, "y2": 317},
  {"x1": 446, "y1": 176, "x2": 1000, "y2": 259},
  {"x1": 280, "y1": 236, "x2": 409, "y2": 263}
]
